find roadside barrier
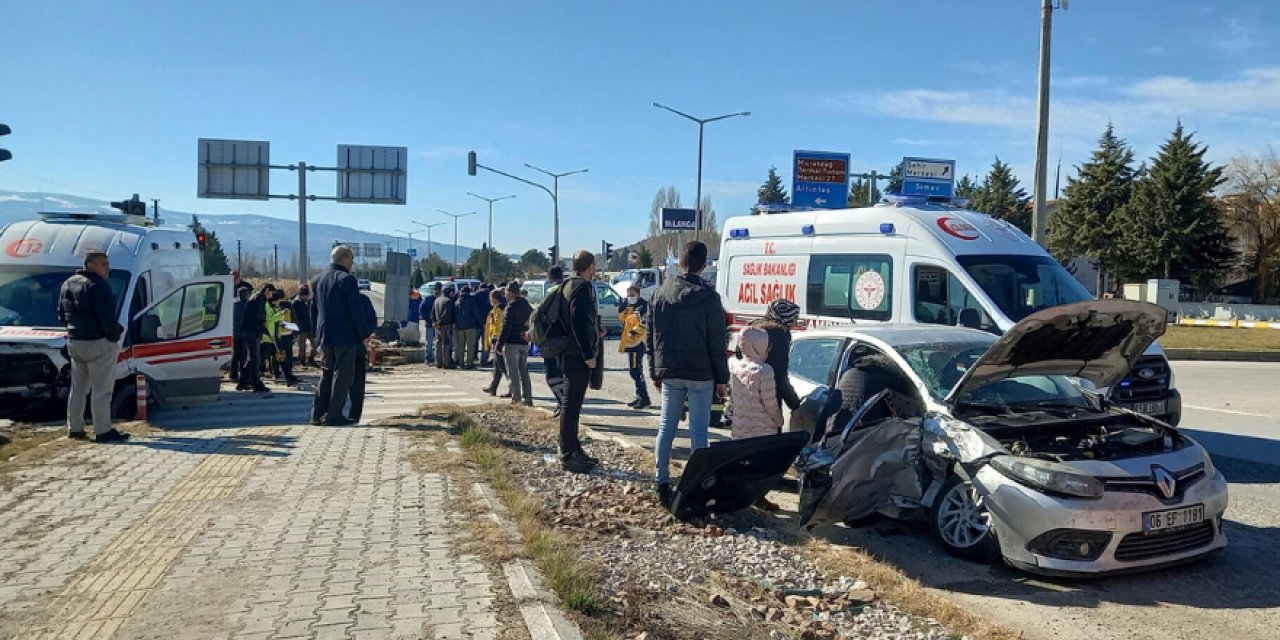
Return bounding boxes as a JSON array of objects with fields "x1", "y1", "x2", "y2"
[
  {"x1": 136, "y1": 374, "x2": 148, "y2": 422},
  {"x1": 1177, "y1": 319, "x2": 1280, "y2": 329}
]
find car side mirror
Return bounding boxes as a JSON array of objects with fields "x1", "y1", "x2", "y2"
[
  {"x1": 136, "y1": 313, "x2": 161, "y2": 344},
  {"x1": 957, "y1": 308, "x2": 981, "y2": 329}
]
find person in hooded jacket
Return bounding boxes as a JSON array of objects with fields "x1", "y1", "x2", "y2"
[
  {"x1": 617, "y1": 285, "x2": 650, "y2": 409},
  {"x1": 647, "y1": 241, "x2": 729, "y2": 506},
  {"x1": 729, "y1": 325, "x2": 785, "y2": 511},
  {"x1": 746, "y1": 298, "x2": 803, "y2": 412}
]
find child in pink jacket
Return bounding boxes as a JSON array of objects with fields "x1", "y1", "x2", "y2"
[{"x1": 729, "y1": 326, "x2": 784, "y2": 440}]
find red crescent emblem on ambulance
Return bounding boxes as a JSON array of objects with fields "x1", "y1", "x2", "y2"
[
  {"x1": 936, "y1": 217, "x2": 980, "y2": 240},
  {"x1": 6, "y1": 239, "x2": 44, "y2": 257}
]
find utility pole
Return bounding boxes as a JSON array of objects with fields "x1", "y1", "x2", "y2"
[
  {"x1": 437, "y1": 210, "x2": 476, "y2": 270},
  {"x1": 273, "y1": 244, "x2": 279, "y2": 281},
  {"x1": 1032, "y1": 0, "x2": 1065, "y2": 244},
  {"x1": 151, "y1": 199, "x2": 160, "y2": 222},
  {"x1": 467, "y1": 193, "x2": 516, "y2": 279},
  {"x1": 236, "y1": 239, "x2": 242, "y2": 272},
  {"x1": 652, "y1": 102, "x2": 751, "y2": 241},
  {"x1": 849, "y1": 170, "x2": 894, "y2": 206}
]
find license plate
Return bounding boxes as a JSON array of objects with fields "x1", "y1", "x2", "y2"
[
  {"x1": 1144, "y1": 504, "x2": 1205, "y2": 532},
  {"x1": 1130, "y1": 400, "x2": 1167, "y2": 415}
]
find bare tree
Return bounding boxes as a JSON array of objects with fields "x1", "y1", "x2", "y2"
[
  {"x1": 700, "y1": 195, "x2": 722, "y2": 257},
  {"x1": 1225, "y1": 149, "x2": 1280, "y2": 302}
]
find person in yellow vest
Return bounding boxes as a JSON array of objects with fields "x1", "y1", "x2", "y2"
[
  {"x1": 618, "y1": 285, "x2": 651, "y2": 409},
  {"x1": 482, "y1": 289, "x2": 509, "y2": 397},
  {"x1": 263, "y1": 289, "x2": 298, "y2": 387}
]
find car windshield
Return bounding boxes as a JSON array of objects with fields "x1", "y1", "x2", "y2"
[
  {"x1": 894, "y1": 339, "x2": 1092, "y2": 412},
  {"x1": 0, "y1": 267, "x2": 129, "y2": 328},
  {"x1": 523, "y1": 283, "x2": 547, "y2": 305},
  {"x1": 957, "y1": 254, "x2": 1093, "y2": 323}
]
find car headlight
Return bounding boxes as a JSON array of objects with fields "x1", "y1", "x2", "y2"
[{"x1": 990, "y1": 456, "x2": 1104, "y2": 499}]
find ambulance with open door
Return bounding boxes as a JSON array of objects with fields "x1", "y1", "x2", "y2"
[
  {"x1": 716, "y1": 199, "x2": 1182, "y2": 425},
  {"x1": 0, "y1": 210, "x2": 234, "y2": 419}
]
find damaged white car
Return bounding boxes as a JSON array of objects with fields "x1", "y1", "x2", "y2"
[{"x1": 789, "y1": 300, "x2": 1228, "y2": 576}]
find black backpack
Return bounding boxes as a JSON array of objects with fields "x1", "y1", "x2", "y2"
[{"x1": 529, "y1": 280, "x2": 579, "y2": 358}]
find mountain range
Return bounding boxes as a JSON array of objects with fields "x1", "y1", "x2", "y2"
[{"x1": 0, "y1": 190, "x2": 475, "y2": 265}]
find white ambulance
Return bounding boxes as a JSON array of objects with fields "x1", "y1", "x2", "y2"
[
  {"x1": 0, "y1": 210, "x2": 234, "y2": 419},
  {"x1": 717, "y1": 199, "x2": 1181, "y2": 425}
]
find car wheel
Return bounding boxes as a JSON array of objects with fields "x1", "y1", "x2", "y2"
[
  {"x1": 929, "y1": 474, "x2": 1000, "y2": 563},
  {"x1": 111, "y1": 383, "x2": 138, "y2": 421}
]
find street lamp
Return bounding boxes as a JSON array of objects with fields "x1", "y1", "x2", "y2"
[
  {"x1": 395, "y1": 228, "x2": 421, "y2": 257},
  {"x1": 652, "y1": 101, "x2": 750, "y2": 242},
  {"x1": 437, "y1": 209, "x2": 476, "y2": 270},
  {"x1": 411, "y1": 220, "x2": 446, "y2": 261},
  {"x1": 1031, "y1": 0, "x2": 1068, "y2": 244},
  {"x1": 467, "y1": 192, "x2": 516, "y2": 279},
  {"x1": 522, "y1": 165, "x2": 588, "y2": 265}
]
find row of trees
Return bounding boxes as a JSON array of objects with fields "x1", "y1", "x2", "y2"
[{"x1": 1047, "y1": 123, "x2": 1238, "y2": 296}]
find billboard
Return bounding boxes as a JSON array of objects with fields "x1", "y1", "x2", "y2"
[
  {"x1": 198, "y1": 139, "x2": 270, "y2": 200},
  {"x1": 337, "y1": 145, "x2": 408, "y2": 204}
]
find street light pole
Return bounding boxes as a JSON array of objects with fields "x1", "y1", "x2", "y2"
[
  {"x1": 437, "y1": 209, "x2": 477, "y2": 271},
  {"x1": 652, "y1": 101, "x2": 750, "y2": 242},
  {"x1": 411, "y1": 221, "x2": 446, "y2": 263},
  {"x1": 395, "y1": 228, "x2": 421, "y2": 260},
  {"x1": 1032, "y1": 0, "x2": 1065, "y2": 245},
  {"x1": 524, "y1": 165, "x2": 588, "y2": 264},
  {"x1": 467, "y1": 192, "x2": 516, "y2": 279}
]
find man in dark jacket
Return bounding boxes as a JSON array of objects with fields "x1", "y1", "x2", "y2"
[
  {"x1": 238, "y1": 283, "x2": 274, "y2": 393},
  {"x1": 454, "y1": 286, "x2": 481, "y2": 369},
  {"x1": 347, "y1": 293, "x2": 379, "y2": 423},
  {"x1": 542, "y1": 265, "x2": 567, "y2": 414},
  {"x1": 310, "y1": 245, "x2": 371, "y2": 426},
  {"x1": 472, "y1": 284, "x2": 494, "y2": 367},
  {"x1": 647, "y1": 241, "x2": 729, "y2": 504},
  {"x1": 420, "y1": 283, "x2": 440, "y2": 365},
  {"x1": 230, "y1": 281, "x2": 252, "y2": 382},
  {"x1": 557, "y1": 251, "x2": 604, "y2": 473},
  {"x1": 291, "y1": 285, "x2": 316, "y2": 367},
  {"x1": 433, "y1": 287, "x2": 457, "y2": 369},
  {"x1": 58, "y1": 251, "x2": 129, "y2": 442},
  {"x1": 497, "y1": 281, "x2": 534, "y2": 406}
]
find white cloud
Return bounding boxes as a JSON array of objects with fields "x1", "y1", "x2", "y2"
[
  {"x1": 1124, "y1": 68, "x2": 1280, "y2": 116},
  {"x1": 1210, "y1": 17, "x2": 1262, "y2": 53}
]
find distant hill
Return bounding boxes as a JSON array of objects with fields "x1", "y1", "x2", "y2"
[{"x1": 0, "y1": 191, "x2": 473, "y2": 265}]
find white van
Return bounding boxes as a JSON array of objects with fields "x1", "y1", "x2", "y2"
[
  {"x1": 0, "y1": 211, "x2": 233, "y2": 419},
  {"x1": 717, "y1": 200, "x2": 1181, "y2": 425}
]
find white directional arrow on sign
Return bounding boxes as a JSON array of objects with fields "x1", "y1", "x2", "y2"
[{"x1": 814, "y1": 197, "x2": 828, "y2": 206}]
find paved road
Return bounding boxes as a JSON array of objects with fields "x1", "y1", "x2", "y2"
[{"x1": 1172, "y1": 360, "x2": 1280, "y2": 465}]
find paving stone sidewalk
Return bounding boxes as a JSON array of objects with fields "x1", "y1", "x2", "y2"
[{"x1": 0, "y1": 421, "x2": 512, "y2": 640}]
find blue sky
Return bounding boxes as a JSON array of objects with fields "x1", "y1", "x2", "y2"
[{"x1": 3, "y1": 0, "x2": 1279, "y2": 258}]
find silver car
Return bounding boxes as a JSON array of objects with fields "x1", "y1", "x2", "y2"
[{"x1": 789, "y1": 300, "x2": 1228, "y2": 576}]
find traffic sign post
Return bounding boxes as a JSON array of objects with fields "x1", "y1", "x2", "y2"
[
  {"x1": 661, "y1": 207, "x2": 697, "y2": 232},
  {"x1": 792, "y1": 151, "x2": 850, "y2": 209},
  {"x1": 900, "y1": 157, "x2": 956, "y2": 198}
]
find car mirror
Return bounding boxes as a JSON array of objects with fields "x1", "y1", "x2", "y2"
[{"x1": 136, "y1": 313, "x2": 161, "y2": 344}]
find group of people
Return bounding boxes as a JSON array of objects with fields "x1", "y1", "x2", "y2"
[{"x1": 229, "y1": 280, "x2": 320, "y2": 393}]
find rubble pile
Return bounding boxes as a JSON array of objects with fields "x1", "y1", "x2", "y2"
[{"x1": 467, "y1": 409, "x2": 966, "y2": 640}]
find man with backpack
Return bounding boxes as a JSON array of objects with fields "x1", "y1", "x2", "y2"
[
  {"x1": 530, "y1": 252, "x2": 603, "y2": 473},
  {"x1": 541, "y1": 265, "x2": 567, "y2": 416}
]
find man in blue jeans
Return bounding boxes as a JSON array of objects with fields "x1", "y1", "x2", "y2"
[
  {"x1": 420, "y1": 283, "x2": 440, "y2": 364},
  {"x1": 646, "y1": 241, "x2": 729, "y2": 506}
]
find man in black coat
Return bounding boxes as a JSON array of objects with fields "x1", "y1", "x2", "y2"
[
  {"x1": 646, "y1": 241, "x2": 728, "y2": 504},
  {"x1": 556, "y1": 251, "x2": 604, "y2": 474},
  {"x1": 237, "y1": 283, "x2": 274, "y2": 393},
  {"x1": 346, "y1": 293, "x2": 379, "y2": 423},
  {"x1": 433, "y1": 287, "x2": 458, "y2": 369},
  {"x1": 310, "y1": 245, "x2": 371, "y2": 426},
  {"x1": 420, "y1": 283, "x2": 440, "y2": 365},
  {"x1": 291, "y1": 285, "x2": 316, "y2": 367},
  {"x1": 497, "y1": 281, "x2": 534, "y2": 406},
  {"x1": 58, "y1": 251, "x2": 129, "y2": 442},
  {"x1": 230, "y1": 281, "x2": 252, "y2": 382}
]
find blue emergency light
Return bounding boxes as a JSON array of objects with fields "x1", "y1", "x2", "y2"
[
  {"x1": 801, "y1": 225, "x2": 815, "y2": 235},
  {"x1": 729, "y1": 228, "x2": 750, "y2": 238},
  {"x1": 879, "y1": 223, "x2": 895, "y2": 234}
]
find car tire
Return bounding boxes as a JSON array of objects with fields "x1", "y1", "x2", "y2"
[
  {"x1": 929, "y1": 474, "x2": 1001, "y2": 563},
  {"x1": 110, "y1": 382, "x2": 138, "y2": 421}
]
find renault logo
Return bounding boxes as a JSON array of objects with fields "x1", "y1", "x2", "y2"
[
  {"x1": 1137, "y1": 367, "x2": 1156, "y2": 381},
  {"x1": 1152, "y1": 466, "x2": 1177, "y2": 499}
]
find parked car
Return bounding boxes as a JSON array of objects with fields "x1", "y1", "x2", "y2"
[
  {"x1": 521, "y1": 279, "x2": 623, "y2": 337},
  {"x1": 788, "y1": 300, "x2": 1227, "y2": 576},
  {"x1": 357, "y1": 278, "x2": 371, "y2": 291},
  {"x1": 418, "y1": 279, "x2": 481, "y2": 296}
]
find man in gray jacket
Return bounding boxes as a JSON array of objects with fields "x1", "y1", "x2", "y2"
[{"x1": 58, "y1": 252, "x2": 128, "y2": 442}]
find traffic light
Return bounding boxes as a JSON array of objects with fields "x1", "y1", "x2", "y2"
[
  {"x1": 110, "y1": 194, "x2": 146, "y2": 217},
  {"x1": 548, "y1": 246, "x2": 557, "y2": 264},
  {"x1": 467, "y1": 151, "x2": 477, "y2": 176},
  {"x1": 603, "y1": 241, "x2": 614, "y2": 256},
  {"x1": 196, "y1": 231, "x2": 207, "y2": 250},
  {"x1": 0, "y1": 123, "x2": 11, "y2": 163}
]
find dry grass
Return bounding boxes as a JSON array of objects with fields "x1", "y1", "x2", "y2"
[
  {"x1": 800, "y1": 540, "x2": 1020, "y2": 640},
  {"x1": 0, "y1": 427, "x2": 66, "y2": 466},
  {"x1": 1161, "y1": 325, "x2": 1280, "y2": 351}
]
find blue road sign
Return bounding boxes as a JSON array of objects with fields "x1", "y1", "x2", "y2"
[
  {"x1": 406, "y1": 248, "x2": 418, "y2": 257},
  {"x1": 792, "y1": 150, "x2": 850, "y2": 209},
  {"x1": 661, "y1": 207, "x2": 698, "y2": 231},
  {"x1": 900, "y1": 157, "x2": 956, "y2": 198}
]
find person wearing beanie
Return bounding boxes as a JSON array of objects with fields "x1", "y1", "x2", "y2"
[{"x1": 746, "y1": 298, "x2": 802, "y2": 413}]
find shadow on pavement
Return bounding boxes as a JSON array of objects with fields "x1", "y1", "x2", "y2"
[
  {"x1": 128, "y1": 433, "x2": 296, "y2": 457},
  {"x1": 1183, "y1": 430, "x2": 1280, "y2": 481}
]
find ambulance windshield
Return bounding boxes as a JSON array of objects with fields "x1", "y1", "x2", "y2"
[
  {"x1": 0, "y1": 267, "x2": 129, "y2": 328},
  {"x1": 956, "y1": 255, "x2": 1092, "y2": 322}
]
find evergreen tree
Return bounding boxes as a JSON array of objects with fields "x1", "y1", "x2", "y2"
[
  {"x1": 1109, "y1": 123, "x2": 1236, "y2": 292},
  {"x1": 969, "y1": 157, "x2": 1031, "y2": 234},
  {"x1": 410, "y1": 266, "x2": 425, "y2": 289},
  {"x1": 1046, "y1": 124, "x2": 1136, "y2": 291},
  {"x1": 423, "y1": 253, "x2": 453, "y2": 279},
  {"x1": 954, "y1": 174, "x2": 980, "y2": 200},
  {"x1": 886, "y1": 164, "x2": 903, "y2": 194},
  {"x1": 847, "y1": 178, "x2": 882, "y2": 207},
  {"x1": 757, "y1": 166, "x2": 789, "y2": 205},
  {"x1": 518, "y1": 248, "x2": 550, "y2": 276},
  {"x1": 637, "y1": 247, "x2": 654, "y2": 268},
  {"x1": 189, "y1": 215, "x2": 231, "y2": 276}
]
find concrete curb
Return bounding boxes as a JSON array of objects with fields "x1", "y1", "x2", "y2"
[
  {"x1": 471, "y1": 481, "x2": 585, "y2": 640},
  {"x1": 1165, "y1": 348, "x2": 1280, "y2": 362}
]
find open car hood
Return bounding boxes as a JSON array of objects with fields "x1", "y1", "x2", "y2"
[
  {"x1": 671, "y1": 432, "x2": 810, "y2": 521},
  {"x1": 945, "y1": 300, "x2": 1167, "y2": 404}
]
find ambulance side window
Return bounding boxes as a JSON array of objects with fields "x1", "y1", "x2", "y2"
[
  {"x1": 806, "y1": 254, "x2": 892, "y2": 321},
  {"x1": 912, "y1": 266, "x2": 994, "y2": 332}
]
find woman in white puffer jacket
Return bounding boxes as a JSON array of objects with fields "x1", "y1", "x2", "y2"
[{"x1": 729, "y1": 326, "x2": 784, "y2": 440}]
